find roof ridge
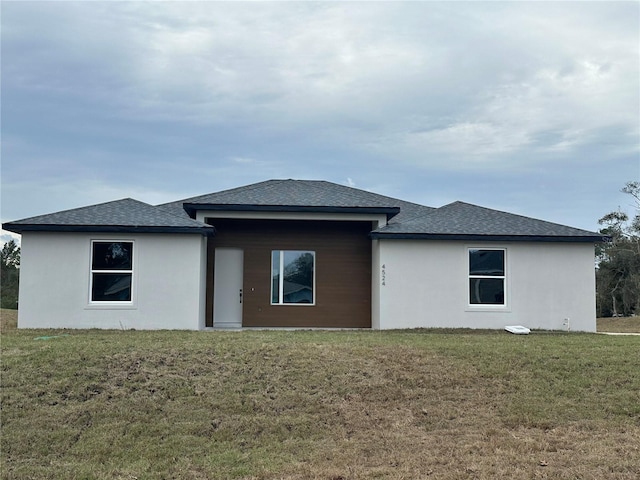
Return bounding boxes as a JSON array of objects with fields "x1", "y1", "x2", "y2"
[
  {"x1": 11, "y1": 197, "x2": 146, "y2": 224},
  {"x1": 306, "y1": 179, "x2": 430, "y2": 209},
  {"x1": 390, "y1": 204, "x2": 438, "y2": 223},
  {"x1": 3, "y1": 196, "x2": 214, "y2": 234},
  {"x1": 164, "y1": 179, "x2": 434, "y2": 208},
  {"x1": 147, "y1": 203, "x2": 209, "y2": 226},
  {"x1": 438, "y1": 201, "x2": 598, "y2": 235},
  {"x1": 159, "y1": 180, "x2": 286, "y2": 206}
]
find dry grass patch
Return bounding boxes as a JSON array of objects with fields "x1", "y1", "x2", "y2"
[
  {"x1": 598, "y1": 316, "x2": 640, "y2": 333},
  {"x1": 0, "y1": 308, "x2": 17, "y2": 333},
  {"x1": 2, "y1": 311, "x2": 639, "y2": 479}
]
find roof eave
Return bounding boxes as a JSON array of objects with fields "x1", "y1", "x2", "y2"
[
  {"x1": 2, "y1": 224, "x2": 216, "y2": 236},
  {"x1": 183, "y1": 203, "x2": 401, "y2": 220},
  {"x1": 369, "y1": 232, "x2": 610, "y2": 243}
]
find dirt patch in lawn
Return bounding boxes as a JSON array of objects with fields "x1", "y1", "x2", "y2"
[{"x1": 2, "y1": 317, "x2": 639, "y2": 479}]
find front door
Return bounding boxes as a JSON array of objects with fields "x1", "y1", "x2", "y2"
[{"x1": 213, "y1": 248, "x2": 244, "y2": 328}]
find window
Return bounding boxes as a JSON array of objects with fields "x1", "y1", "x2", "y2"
[
  {"x1": 90, "y1": 241, "x2": 133, "y2": 302},
  {"x1": 271, "y1": 250, "x2": 315, "y2": 305},
  {"x1": 469, "y1": 248, "x2": 505, "y2": 305}
]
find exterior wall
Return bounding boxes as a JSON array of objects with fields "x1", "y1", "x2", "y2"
[
  {"x1": 18, "y1": 232, "x2": 207, "y2": 330},
  {"x1": 378, "y1": 240, "x2": 596, "y2": 331},
  {"x1": 16, "y1": 230, "x2": 597, "y2": 332},
  {"x1": 371, "y1": 239, "x2": 381, "y2": 330},
  {"x1": 206, "y1": 219, "x2": 373, "y2": 328}
]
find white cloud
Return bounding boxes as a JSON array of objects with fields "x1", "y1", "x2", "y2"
[
  {"x1": 1, "y1": 1, "x2": 637, "y2": 231},
  {"x1": 1, "y1": 231, "x2": 21, "y2": 248},
  {"x1": 5, "y1": 2, "x2": 635, "y2": 161}
]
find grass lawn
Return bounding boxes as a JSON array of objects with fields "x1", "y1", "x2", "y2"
[{"x1": 1, "y1": 309, "x2": 639, "y2": 479}]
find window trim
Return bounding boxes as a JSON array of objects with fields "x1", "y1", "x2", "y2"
[
  {"x1": 89, "y1": 240, "x2": 135, "y2": 305},
  {"x1": 271, "y1": 250, "x2": 316, "y2": 306},
  {"x1": 467, "y1": 247, "x2": 508, "y2": 310}
]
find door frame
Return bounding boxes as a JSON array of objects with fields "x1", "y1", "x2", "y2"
[{"x1": 212, "y1": 247, "x2": 244, "y2": 329}]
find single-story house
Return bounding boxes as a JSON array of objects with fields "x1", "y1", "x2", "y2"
[{"x1": 3, "y1": 179, "x2": 606, "y2": 331}]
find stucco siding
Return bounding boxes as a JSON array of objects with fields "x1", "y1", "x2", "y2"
[
  {"x1": 378, "y1": 240, "x2": 596, "y2": 331},
  {"x1": 18, "y1": 232, "x2": 206, "y2": 330},
  {"x1": 371, "y1": 239, "x2": 381, "y2": 330}
]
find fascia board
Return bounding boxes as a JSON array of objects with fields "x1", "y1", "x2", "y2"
[
  {"x1": 183, "y1": 203, "x2": 400, "y2": 219},
  {"x1": 369, "y1": 232, "x2": 609, "y2": 243},
  {"x1": 2, "y1": 224, "x2": 216, "y2": 236}
]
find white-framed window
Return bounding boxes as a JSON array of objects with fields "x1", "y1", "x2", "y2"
[
  {"x1": 271, "y1": 250, "x2": 315, "y2": 305},
  {"x1": 90, "y1": 241, "x2": 134, "y2": 303},
  {"x1": 469, "y1": 248, "x2": 506, "y2": 306}
]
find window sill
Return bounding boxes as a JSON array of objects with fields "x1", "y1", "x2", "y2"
[
  {"x1": 465, "y1": 305, "x2": 511, "y2": 313},
  {"x1": 85, "y1": 303, "x2": 137, "y2": 310},
  {"x1": 270, "y1": 303, "x2": 316, "y2": 307}
]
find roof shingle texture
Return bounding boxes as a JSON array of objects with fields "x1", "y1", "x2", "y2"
[
  {"x1": 6, "y1": 198, "x2": 210, "y2": 229},
  {"x1": 4, "y1": 180, "x2": 603, "y2": 240},
  {"x1": 159, "y1": 179, "x2": 433, "y2": 223},
  {"x1": 374, "y1": 201, "x2": 602, "y2": 238}
]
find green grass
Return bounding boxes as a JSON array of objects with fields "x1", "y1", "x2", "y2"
[{"x1": 2, "y1": 309, "x2": 639, "y2": 479}]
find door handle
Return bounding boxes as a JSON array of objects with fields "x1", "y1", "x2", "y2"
[{"x1": 239, "y1": 289, "x2": 243, "y2": 304}]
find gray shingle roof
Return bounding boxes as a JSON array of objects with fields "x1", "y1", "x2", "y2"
[
  {"x1": 166, "y1": 179, "x2": 396, "y2": 207},
  {"x1": 3, "y1": 180, "x2": 604, "y2": 242},
  {"x1": 159, "y1": 179, "x2": 432, "y2": 222},
  {"x1": 372, "y1": 201, "x2": 604, "y2": 241},
  {"x1": 3, "y1": 198, "x2": 213, "y2": 235}
]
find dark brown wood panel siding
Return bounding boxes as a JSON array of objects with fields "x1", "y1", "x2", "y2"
[
  {"x1": 205, "y1": 238, "x2": 215, "y2": 327},
  {"x1": 206, "y1": 219, "x2": 372, "y2": 328}
]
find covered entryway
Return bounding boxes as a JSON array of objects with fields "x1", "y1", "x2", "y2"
[{"x1": 205, "y1": 219, "x2": 372, "y2": 328}]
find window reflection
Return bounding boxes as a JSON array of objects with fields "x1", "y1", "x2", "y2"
[
  {"x1": 469, "y1": 249, "x2": 505, "y2": 305},
  {"x1": 91, "y1": 241, "x2": 133, "y2": 302},
  {"x1": 271, "y1": 250, "x2": 315, "y2": 304}
]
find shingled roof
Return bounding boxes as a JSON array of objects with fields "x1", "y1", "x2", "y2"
[
  {"x1": 3, "y1": 180, "x2": 605, "y2": 242},
  {"x1": 159, "y1": 179, "x2": 432, "y2": 223},
  {"x1": 3, "y1": 198, "x2": 214, "y2": 235},
  {"x1": 372, "y1": 201, "x2": 605, "y2": 242}
]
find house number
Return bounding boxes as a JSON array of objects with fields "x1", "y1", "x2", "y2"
[{"x1": 381, "y1": 264, "x2": 386, "y2": 286}]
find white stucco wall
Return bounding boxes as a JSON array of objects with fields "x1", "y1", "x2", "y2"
[
  {"x1": 18, "y1": 232, "x2": 207, "y2": 330},
  {"x1": 377, "y1": 240, "x2": 596, "y2": 331},
  {"x1": 371, "y1": 239, "x2": 381, "y2": 330}
]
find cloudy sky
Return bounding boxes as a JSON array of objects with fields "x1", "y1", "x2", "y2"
[{"x1": 2, "y1": 1, "x2": 638, "y2": 243}]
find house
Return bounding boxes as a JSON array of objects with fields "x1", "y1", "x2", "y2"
[{"x1": 2, "y1": 179, "x2": 606, "y2": 331}]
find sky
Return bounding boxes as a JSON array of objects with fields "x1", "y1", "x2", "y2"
[{"x1": 1, "y1": 1, "x2": 639, "y2": 244}]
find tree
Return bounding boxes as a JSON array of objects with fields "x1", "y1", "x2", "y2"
[
  {"x1": 596, "y1": 181, "x2": 640, "y2": 317},
  {"x1": 285, "y1": 252, "x2": 314, "y2": 288},
  {"x1": 1, "y1": 240, "x2": 20, "y2": 309}
]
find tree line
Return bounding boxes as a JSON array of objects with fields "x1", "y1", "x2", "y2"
[
  {"x1": 1, "y1": 240, "x2": 20, "y2": 309},
  {"x1": 596, "y1": 181, "x2": 640, "y2": 317}
]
